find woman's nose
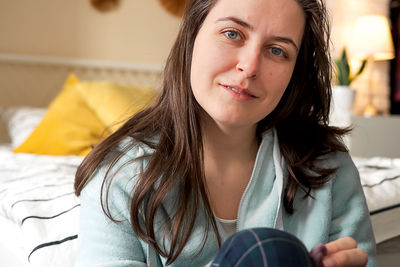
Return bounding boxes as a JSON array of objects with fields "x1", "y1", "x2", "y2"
[{"x1": 236, "y1": 46, "x2": 261, "y2": 79}]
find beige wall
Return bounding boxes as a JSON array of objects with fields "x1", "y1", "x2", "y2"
[{"x1": 0, "y1": 0, "x2": 181, "y2": 65}]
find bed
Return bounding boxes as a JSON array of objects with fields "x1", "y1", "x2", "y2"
[
  {"x1": 0, "y1": 53, "x2": 399, "y2": 266},
  {"x1": 0, "y1": 53, "x2": 162, "y2": 267}
]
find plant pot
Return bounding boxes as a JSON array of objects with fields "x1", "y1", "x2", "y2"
[
  {"x1": 330, "y1": 85, "x2": 356, "y2": 127},
  {"x1": 332, "y1": 86, "x2": 355, "y2": 111}
]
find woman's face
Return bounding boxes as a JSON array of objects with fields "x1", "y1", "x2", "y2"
[{"x1": 190, "y1": 0, "x2": 305, "y2": 132}]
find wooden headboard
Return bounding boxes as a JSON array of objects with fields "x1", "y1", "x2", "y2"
[{"x1": 0, "y1": 53, "x2": 163, "y2": 107}]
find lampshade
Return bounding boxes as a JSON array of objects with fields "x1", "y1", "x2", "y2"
[{"x1": 348, "y1": 15, "x2": 395, "y2": 61}]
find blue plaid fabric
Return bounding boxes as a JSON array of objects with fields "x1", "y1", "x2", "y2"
[{"x1": 211, "y1": 228, "x2": 316, "y2": 267}]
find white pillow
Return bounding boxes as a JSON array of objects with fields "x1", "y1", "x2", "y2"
[{"x1": 0, "y1": 107, "x2": 46, "y2": 148}]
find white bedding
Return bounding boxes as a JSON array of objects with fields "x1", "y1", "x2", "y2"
[
  {"x1": 0, "y1": 145, "x2": 82, "y2": 267},
  {"x1": 0, "y1": 215, "x2": 26, "y2": 267},
  {"x1": 0, "y1": 145, "x2": 399, "y2": 266},
  {"x1": 353, "y1": 157, "x2": 400, "y2": 243}
]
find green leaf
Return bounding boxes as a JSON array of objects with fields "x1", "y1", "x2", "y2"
[
  {"x1": 335, "y1": 59, "x2": 349, "y2": 85},
  {"x1": 355, "y1": 59, "x2": 367, "y2": 77},
  {"x1": 342, "y1": 49, "x2": 350, "y2": 79},
  {"x1": 349, "y1": 59, "x2": 367, "y2": 84}
]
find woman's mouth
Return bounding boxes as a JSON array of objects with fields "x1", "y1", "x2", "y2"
[{"x1": 220, "y1": 84, "x2": 257, "y2": 98}]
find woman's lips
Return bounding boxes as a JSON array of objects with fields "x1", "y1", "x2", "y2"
[{"x1": 220, "y1": 83, "x2": 257, "y2": 99}]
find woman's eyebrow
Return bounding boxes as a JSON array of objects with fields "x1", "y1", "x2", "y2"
[
  {"x1": 216, "y1": 16, "x2": 254, "y2": 31},
  {"x1": 271, "y1": 36, "x2": 299, "y2": 52},
  {"x1": 216, "y1": 16, "x2": 299, "y2": 52}
]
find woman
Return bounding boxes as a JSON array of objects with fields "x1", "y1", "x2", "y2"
[{"x1": 74, "y1": 0, "x2": 376, "y2": 266}]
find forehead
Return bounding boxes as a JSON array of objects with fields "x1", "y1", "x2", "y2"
[{"x1": 204, "y1": 0, "x2": 305, "y2": 44}]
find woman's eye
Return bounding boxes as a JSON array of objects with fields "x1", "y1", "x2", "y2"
[
  {"x1": 223, "y1": 30, "x2": 240, "y2": 40},
  {"x1": 269, "y1": 47, "x2": 286, "y2": 57}
]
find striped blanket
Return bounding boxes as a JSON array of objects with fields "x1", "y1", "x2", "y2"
[{"x1": 0, "y1": 145, "x2": 82, "y2": 267}]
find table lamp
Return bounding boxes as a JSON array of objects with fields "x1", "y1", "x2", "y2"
[{"x1": 348, "y1": 15, "x2": 395, "y2": 116}]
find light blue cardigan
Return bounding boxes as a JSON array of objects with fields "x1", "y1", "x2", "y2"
[{"x1": 75, "y1": 130, "x2": 377, "y2": 266}]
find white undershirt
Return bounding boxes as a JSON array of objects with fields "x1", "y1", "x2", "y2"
[{"x1": 215, "y1": 216, "x2": 237, "y2": 242}]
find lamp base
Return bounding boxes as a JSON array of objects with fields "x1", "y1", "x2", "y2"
[{"x1": 363, "y1": 103, "x2": 377, "y2": 117}]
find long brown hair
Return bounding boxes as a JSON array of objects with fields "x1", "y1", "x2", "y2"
[{"x1": 75, "y1": 0, "x2": 348, "y2": 264}]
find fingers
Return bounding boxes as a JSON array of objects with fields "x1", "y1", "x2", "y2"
[
  {"x1": 325, "y1": 237, "x2": 357, "y2": 255},
  {"x1": 323, "y1": 247, "x2": 368, "y2": 267},
  {"x1": 323, "y1": 237, "x2": 368, "y2": 267}
]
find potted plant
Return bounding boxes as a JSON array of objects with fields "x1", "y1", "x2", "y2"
[
  {"x1": 330, "y1": 48, "x2": 367, "y2": 127},
  {"x1": 334, "y1": 48, "x2": 367, "y2": 86},
  {"x1": 333, "y1": 48, "x2": 367, "y2": 109}
]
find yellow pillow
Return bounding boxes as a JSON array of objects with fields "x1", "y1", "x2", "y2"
[
  {"x1": 76, "y1": 81, "x2": 156, "y2": 132},
  {"x1": 13, "y1": 74, "x2": 110, "y2": 156}
]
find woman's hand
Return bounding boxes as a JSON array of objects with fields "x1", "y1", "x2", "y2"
[{"x1": 323, "y1": 237, "x2": 368, "y2": 267}]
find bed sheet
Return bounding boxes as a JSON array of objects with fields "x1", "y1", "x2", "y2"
[
  {"x1": 0, "y1": 145, "x2": 82, "y2": 267},
  {"x1": 353, "y1": 157, "x2": 400, "y2": 243},
  {"x1": 0, "y1": 215, "x2": 27, "y2": 267}
]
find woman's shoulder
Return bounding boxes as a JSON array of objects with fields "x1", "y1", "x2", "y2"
[
  {"x1": 317, "y1": 150, "x2": 361, "y2": 192},
  {"x1": 80, "y1": 137, "x2": 156, "y2": 203},
  {"x1": 104, "y1": 136, "x2": 155, "y2": 174},
  {"x1": 318, "y1": 150, "x2": 356, "y2": 173},
  {"x1": 109, "y1": 136, "x2": 156, "y2": 161}
]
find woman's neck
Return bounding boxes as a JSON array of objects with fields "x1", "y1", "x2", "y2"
[
  {"x1": 201, "y1": 117, "x2": 260, "y2": 220},
  {"x1": 201, "y1": 117, "x2": 259, "y2": 169}
]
